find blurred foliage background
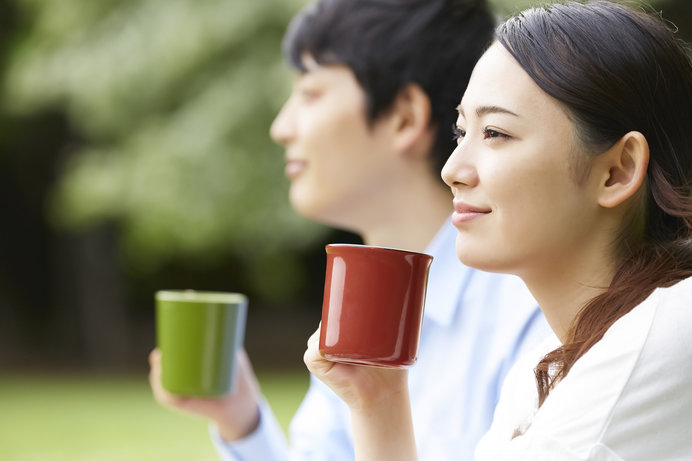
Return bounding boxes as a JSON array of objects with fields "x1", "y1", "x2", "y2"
[
  {"x1": 0, "y1": 0, "x2": 690, "y2": 458},
  {"x1": 0, "y1": 0, "x2": 336, "y2": 371}
]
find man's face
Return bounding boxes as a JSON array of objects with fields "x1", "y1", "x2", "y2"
[{"x1": 270, "y1": 56, "x2": 397, "y2": 231}]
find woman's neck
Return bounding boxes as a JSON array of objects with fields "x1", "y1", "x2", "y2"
[{"x1": 523, "y1": 247, "x2": 619, "y2": 343}]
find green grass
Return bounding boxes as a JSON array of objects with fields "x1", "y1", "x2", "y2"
[{"x1": 0, "y1": 370, "x2": 309, "y2": 461}]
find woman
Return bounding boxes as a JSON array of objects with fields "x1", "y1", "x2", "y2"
[{"x1": 304, "y1": 1, "x2": 692, "y2": 460}]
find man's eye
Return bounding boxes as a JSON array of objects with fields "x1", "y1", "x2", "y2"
[{"x1": 298, "y1": 88, "x2": 320, "y2": 101}]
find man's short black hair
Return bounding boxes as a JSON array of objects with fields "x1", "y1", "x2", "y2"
[{"x1": 282, "y1": 0, "x2": 495, "y2": 174}]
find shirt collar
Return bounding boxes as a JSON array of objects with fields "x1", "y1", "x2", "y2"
[{"x1": 422, "y1": 215, "x2": 473, "y2": 326}]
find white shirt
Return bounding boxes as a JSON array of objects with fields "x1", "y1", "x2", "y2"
[
  {"x1": 475, "y1": 276, "x2": 692, "y2": 461},
  {"x1": 213, "y1": 218, "x2": 550, "y2": 460}
]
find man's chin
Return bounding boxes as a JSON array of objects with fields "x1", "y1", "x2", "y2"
[{"x1": 289, "y1": 192, "x2": 322, "y2": 221}]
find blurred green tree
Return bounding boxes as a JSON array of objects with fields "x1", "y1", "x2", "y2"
[{"x1": 2, "y1": 0, "x2": 324, "y2": 302}]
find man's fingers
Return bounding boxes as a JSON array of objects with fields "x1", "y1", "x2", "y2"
[{"x1": 148, "y1": 347, "x2": 187, "y2": 408}]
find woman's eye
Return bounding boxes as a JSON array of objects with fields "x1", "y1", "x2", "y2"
[
  {"x1": 482, "y1": 128, "x2": 509, "y2": 140},
  {"x1": 452, "y1": 125, "x2": 466, "y2": 143}
]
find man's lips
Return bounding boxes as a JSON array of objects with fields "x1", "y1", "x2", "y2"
[
  {"x1": 285, "y1": 159, "x2": 307, "y2": 179},
  {"x1": 452, "y1": 201, "x2": 491, "y2": 225}
]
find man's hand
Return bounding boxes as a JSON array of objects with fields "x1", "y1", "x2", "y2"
[{"x1": 149, "y1": 348, "x2": 262, "y2": 441}]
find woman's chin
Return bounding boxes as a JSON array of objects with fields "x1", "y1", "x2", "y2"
[{"x1": 455, "y1": 241, "x2": 508, "y2": 274}]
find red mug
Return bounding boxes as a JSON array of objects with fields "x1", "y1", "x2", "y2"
[{"x1": 319, "y1": 244, "x2": 433, "y2": 368}]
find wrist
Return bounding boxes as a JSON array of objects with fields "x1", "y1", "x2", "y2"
[
  {"x1": 350, "y1": 387, "x2": 417, "y2": 461},
  {"x1": 216, "y1": 402, "x2": 261, "y2": 441}
]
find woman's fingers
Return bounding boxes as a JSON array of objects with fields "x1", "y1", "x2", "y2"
[{"x1": 304, "y1": 326, "x2": 332, "y2": 376}]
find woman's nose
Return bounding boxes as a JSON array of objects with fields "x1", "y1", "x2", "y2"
[{"x1": 441, "y1": 143, "x2": 479, "y2": 189}]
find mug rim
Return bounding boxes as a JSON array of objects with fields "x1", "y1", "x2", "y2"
[
  {"x1": 156, "y1": 290, "x2": 247, "y2": 304},
  {"x1": 325, "y1": 243, "x2": 433, "y2": 258}
]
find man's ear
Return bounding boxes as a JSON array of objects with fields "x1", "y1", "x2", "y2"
[
  {"x1": 596, "y1": 131, "x2": 649, "y2": 209},
  {"x1": 388, "y1": 83, "x2": 433, "y2": 157}
]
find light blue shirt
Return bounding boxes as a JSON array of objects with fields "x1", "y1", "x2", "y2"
[{"x1": 212, "y1": 218, "x2": 551, "y2": 460}]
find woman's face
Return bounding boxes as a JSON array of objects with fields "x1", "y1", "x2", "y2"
[
  {"x1": 442, "y1": 43, "x2": 603, "y2": 278},
  {"x1": 270, "y1": 56, "x2": 396, "y2": 230}
]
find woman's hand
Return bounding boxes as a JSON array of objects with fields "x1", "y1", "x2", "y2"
[
  {"x1": 304, "y1": 326, "x2": 419, "y2": 461},
  {"x1": 303, "y1": 328, "x2": 409, "y2": 409},
  {"x1": 148, "y1": 348, "x2": 261, "y2": 441}
]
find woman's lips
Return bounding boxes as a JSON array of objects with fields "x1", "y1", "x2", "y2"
[
  {"x1": 285, "y1": 159, "x2": 307, "y2": 179},
  {"x1": 451, "y1": 201, "x2": 491, "y2": 225}
]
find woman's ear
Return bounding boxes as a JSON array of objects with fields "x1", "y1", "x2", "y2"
[
  {"x1": 596, "y1": 131, "x2": 649, "y2": 208},
  {"x1": 388, "y1": 83, "x2": 434, "y2": 158}
]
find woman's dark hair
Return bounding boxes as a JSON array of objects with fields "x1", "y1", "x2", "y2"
[
  {"x1": 282, "y1": 0, "x2": 495, "y2": 174},
  {"x1": 497, "y1": 0, "x2": 692, "y2": 407}
]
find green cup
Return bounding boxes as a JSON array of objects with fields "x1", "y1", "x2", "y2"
[{"x1": 155, "y1": 290, "x2": 248, "y2": 397}]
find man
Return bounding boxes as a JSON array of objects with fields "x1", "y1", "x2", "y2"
[{"x1": 150, "y1": 0, "x2": 551, "y2": 459}]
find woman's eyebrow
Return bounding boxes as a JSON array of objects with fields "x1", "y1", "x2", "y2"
[{"x1": 456, "y1": 104, "x2": 519, "y2": 118}]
